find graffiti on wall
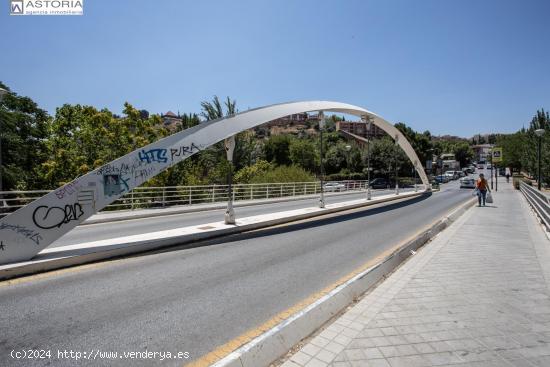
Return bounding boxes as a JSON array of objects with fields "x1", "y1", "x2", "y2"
[
  {"x1": 0, "y1": 223, "x2": 43, "y2": 245},
  {"x1": 54, "y1": 180, "x2": 82, "y2": 200},
  {"x1": 170, "y1": 143, "x2": 203, "y2": 162},
  {"x1": 32, "y1": 203, "x2": 84, "y2": 230},
  {"x1": 139, "y1": 149, "x2": 168, "y2": 164}
]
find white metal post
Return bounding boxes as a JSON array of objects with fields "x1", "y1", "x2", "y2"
[{"x1": 224, "y1": 136, "x2": 236, "y2": 224}]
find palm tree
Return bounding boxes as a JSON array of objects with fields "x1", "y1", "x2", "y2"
[{"x1": 200, "y1": 96, "x2": 237, "y2": 121}]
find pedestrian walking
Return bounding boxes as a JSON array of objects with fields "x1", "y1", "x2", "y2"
[{"x1": 476, "y1": 173, "x2": 490, "y2": 206}]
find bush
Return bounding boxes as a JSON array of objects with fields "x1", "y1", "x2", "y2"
[{"x1": 250, "y1": 165, "x2": 315, "y2": 183}]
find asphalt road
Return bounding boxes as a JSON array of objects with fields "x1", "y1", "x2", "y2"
[
  {"x1": 48, "y1": 188, "x2": 409, "y2": 248},
  {"x1": 0, "y1": 181, "x2": 472, "y2": 367}
]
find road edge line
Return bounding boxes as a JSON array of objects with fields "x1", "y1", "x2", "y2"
[{"x1": 207, "y1": 196, "x2": 477, "y2": 367}]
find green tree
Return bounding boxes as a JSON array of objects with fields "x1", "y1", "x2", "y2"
[
  {"x1": 0, "y1": 82, "x2": 49, "y2": 190},
  {"x1": 263, "y1": 134, "x2": 294, "y2": 166},
  {"x1": 289, "y1": 139, "x2": 318, "y2": 172}
]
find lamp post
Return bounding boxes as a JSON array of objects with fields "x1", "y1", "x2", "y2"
[
  {"x1": 366, "y1": 118, "x2": 372, "y2": 200},
  {"x1": 0, "y1": 87, "x2": 8, "y2": 206},
  {"x1": 414, "y1": 161, "x2": 418, "y2": 192},
  {"x1": 224, "y1": 136, "x2": 236, "y2": 224},
  {"x1": 318, "y1": 111, "x2": 326, "y2": 208},
  {"x1": 345, "y1": 144, "x2": 351, "y2": 176},
  {"x1": 394, "y1": 134, "x2": 399, "y2": 195},
  {"x1": 535, "y1": 129, "x2": 545, "y2": 191}
]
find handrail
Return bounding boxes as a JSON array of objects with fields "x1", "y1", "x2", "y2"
[
  {"x1": 0, "y1": 180, "x2": 376, "y2": 218},
  {"x1": 520, "y1": 181, "x2": 550, "y2": 231}
]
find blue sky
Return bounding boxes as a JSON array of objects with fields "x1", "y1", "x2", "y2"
[{"x1": 1, "y1": 0, "x2": 549, "y2": 137}]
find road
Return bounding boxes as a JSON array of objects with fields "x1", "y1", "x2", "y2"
[
  {"x1": 0, "y1": 181, "x2": 472, "y2": 366},
  {"x1": 48, "y1": 188, "x2": 409, "y2": 249}
]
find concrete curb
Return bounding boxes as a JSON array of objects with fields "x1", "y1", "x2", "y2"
[
  {"x1": 210, "y1": 196, "x2": 477, "y2": 367},
  {"x1": 81, "y1": 190, "x2": 384, "y2": 225},
  {"x1": 0, "y1": 191, "x2": 426, "y2": 280}
]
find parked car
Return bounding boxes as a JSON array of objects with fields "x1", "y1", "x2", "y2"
[
  {"x1": 323, "y1": 182, "x2": 346, "y2": 192},
  {"x1": 486, "y1": 163, "x2": 492, "y2": 170},
  {"x1": 368, "y1": 178, "x2": 389, "y2": 189},
  {"x1": 457, "y1": 170, "x2": 466, "y2": 178},
  {"x1": 477, "y1": 163, "x2": 485, "y2": 169},
  {"x1": 467, "y1": 165, "x2": 476, "y2": 173},
  {"x1": 460, "y1": 177, "x2": 476, "y2": 189}
]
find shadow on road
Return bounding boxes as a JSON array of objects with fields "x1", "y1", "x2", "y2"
[{"x1": 155, "y1": 192, "x2": 433, "y2": 254}]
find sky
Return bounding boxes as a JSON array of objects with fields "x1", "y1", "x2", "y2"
[{"x1": 1, "y1": 0, "x2": 549, "y2": 137}]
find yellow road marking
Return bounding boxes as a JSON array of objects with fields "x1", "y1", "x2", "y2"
[{"x1": 185, "y1": 219, "x2": 437, "y2": 367}]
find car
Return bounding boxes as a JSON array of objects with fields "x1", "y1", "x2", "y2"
[
  {"x1": 477, "y1": 163, "x2": 485, "y2": 169},
  {"x1": 444, "y1": 170, "x2": 457, "y2": 180},
  {"x1": 434, "y1": 175, "x2": 450, "y2": 184},
  {"x1": 467, "y1": 165, "x2": 476, "y2": 173},
  {"x1": 460, "y1": 177, "x2": 476, "y2": 189},
  {"x1": 486, "y1": 164, "x2": 492, "y2": 170},
  {"x1": 368, "y1": 178, "x2": 389, "y2": 189},
  {"x1": 323, "y1": 182, "x2": 345, "y2": 192},
  {"x1": 457, "y1": 170, "x2": 466, "y2": 178}
]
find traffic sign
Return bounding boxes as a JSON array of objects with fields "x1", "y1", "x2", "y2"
[{"x1": 492, "y1": 147, "x2": 503, "y2": 163}]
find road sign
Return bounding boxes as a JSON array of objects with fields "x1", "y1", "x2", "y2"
[{"x1": 492, "y1": 147, "x2": 503, "y2": 163}]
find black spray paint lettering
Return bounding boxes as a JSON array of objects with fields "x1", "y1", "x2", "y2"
[
  {"x1": 0, "y1": 223, "x2": 43, "y2": 245},
  {"x1": 32, "y1": 203, "x2": 84, "y2": 230},
  {"x1": 139, "y1": 149, "x2": 168, "y2": 164},
  {"x1": 170, "y1": 143, "x2": 202, "y2": 161},
  {"x1": 0, "y1": 241, "x2": 5, "y2": 251}
]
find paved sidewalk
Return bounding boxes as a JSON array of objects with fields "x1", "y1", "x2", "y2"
[{"x1": 282, "y1": 183, "x2": 550, "y2": 367}]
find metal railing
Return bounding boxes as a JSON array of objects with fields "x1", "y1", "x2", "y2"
[
  {"x1": 520, "y1": 181, "x2": 550, "y2": 231},
  {"x1": 0, "y1": 180, "x2": 374, "y2": 218}
]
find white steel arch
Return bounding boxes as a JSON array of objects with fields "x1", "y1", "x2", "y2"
[{"x1": 0, "y1": 101, "x2": 429, "y2": 264}]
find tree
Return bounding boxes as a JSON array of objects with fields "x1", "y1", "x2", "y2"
[
  {"x1": 289, "y1": 139, "x2": 318, "y2": 173},
  {"x1": 0, "y1": 82, "x2": 49, "y2": 190},
  {"x1": 263, "y1": 134, "x2": 293, "y2": 166}
]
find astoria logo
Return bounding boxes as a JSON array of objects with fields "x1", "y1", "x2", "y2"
[{"x1": 10, "y1": 0, "x2": 84, "y2": 15}]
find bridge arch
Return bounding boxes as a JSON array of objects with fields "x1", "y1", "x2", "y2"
[{"x1": 0, "y1": 101, "x2": 429, "y2": 264}]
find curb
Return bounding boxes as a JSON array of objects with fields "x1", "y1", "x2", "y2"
[
  {"x1": 0, "y1": 191, "x2": 426, "y2": 280},
  {"x1": 80, "y1": 190, "x2": 385, "y2": 225},
  {"x1": 209, "y1": 196, "x2": 477, "y2": 367}
]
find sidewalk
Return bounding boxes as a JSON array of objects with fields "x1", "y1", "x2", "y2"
[{"x1": 282, "y1": 183, "x2": 550, "y2": 367}]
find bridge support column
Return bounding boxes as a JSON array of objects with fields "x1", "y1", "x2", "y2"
[{"x1": 224, "y1": 136, "x2": 236, "y2": 224}]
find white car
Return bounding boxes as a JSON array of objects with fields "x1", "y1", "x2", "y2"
[
  {"x1": 460, "y1": 177, "x2": 476, "y2": 189},
  {"x1": 323, "y1": 182, "x2": 346, "y2": 192}
]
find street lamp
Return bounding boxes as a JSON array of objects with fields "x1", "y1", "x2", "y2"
[
  {"x1": 366, "y1": 118, "x2": 372, "y2": 200},
  {"x1": 318, "y1": 111, "x2": 326, "y2": 208},
  {"x1": 224, "y1": 136, "x2": 236, "y2": 224},
  {"x1": 0, "y1": 87, "x2": 8, "y2": 204},
  {"x1": 535, "y1": 128, "x2": 545, "y2": 191},
  {"x1": 394, "y1": 134, "x2": 399, "y2": 195},
  {"x1": 345, "y1": 144, "x2": 351, "y2": 177}
]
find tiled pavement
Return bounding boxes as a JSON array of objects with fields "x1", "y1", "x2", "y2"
[{"x1": 281, "y1": 183, "x2": 550, "y2": 367}]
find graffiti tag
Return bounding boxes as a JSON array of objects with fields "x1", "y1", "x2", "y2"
[
  {"x1": 0, "y1": 241, "x2": 5, "y2": 251},
  {"x1": 170, "y1": 143, "x2": 202, "y2": 161},
  {"x1": 32, "y1": 203, "x2": 84, "y2": 230},
  {"x1": 0, "y1": 223, "x2": 43, "y2": 245},
  {"x1": 139, "y1": 149, "x2": 168, "y2": 164},
  {"x1": 54, "y1": 180, "x2": 81, "y2": 200}
]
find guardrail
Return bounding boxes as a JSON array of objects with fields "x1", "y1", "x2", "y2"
[
  {"x1": 0, "y1": 180, "x2": 375, "y2": 218},
  {"x1": 520, "y1": 181, "x2": 550, "y2": 231}
]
